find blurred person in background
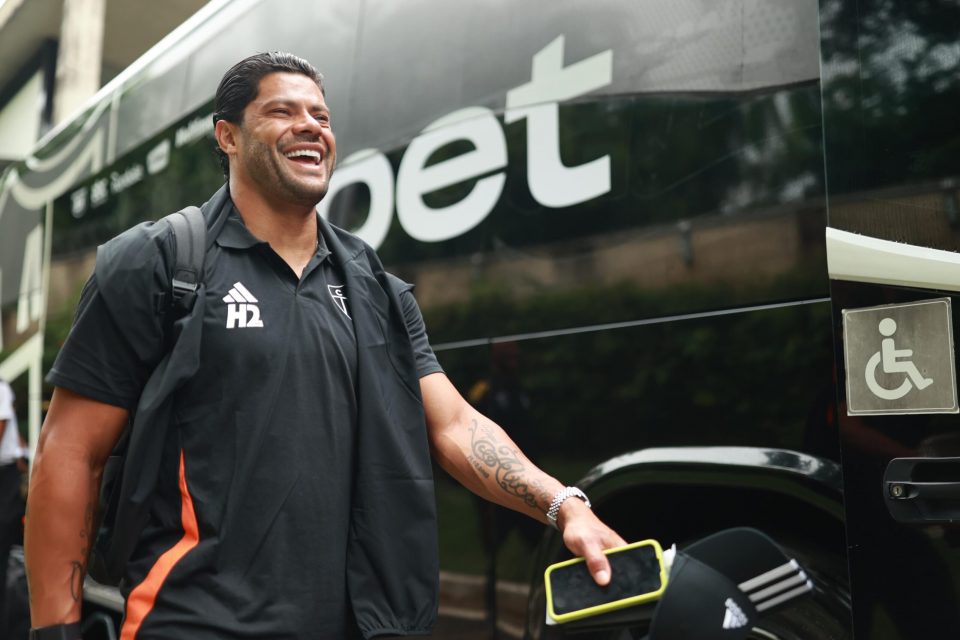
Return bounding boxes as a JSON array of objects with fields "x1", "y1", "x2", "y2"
[{"x1": 0, "y1": 377, "x2": 28, "y2": 635}]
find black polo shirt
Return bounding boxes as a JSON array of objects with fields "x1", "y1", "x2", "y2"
[{"x1": 48, "y1": 204, "x2": 442, "y2": 639}]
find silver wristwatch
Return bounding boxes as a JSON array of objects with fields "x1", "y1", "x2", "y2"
[{"x1": 546, "y1": 486, "x2": 591, "y2": 529}]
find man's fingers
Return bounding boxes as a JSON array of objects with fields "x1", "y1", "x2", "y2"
[
  {"x1": 585, "y1": 532, "x2": 626, "y2": 586},
  {"x1": 608, "y1": 531, "x2": 628, "y2": 548},
  {"x1": 584, "y1": 545, "x2": 612, "y2": 586},
  {"x1": 559, "y1": 509, "x2": 627, "y2": 586}
]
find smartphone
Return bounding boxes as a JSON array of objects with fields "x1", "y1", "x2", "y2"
[{"x1": 544, "y1": 539, "x2": 668, "y2": 624}]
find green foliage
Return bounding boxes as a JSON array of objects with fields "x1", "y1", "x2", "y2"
[
  {"x1": 820, "y1": 0, "x2": 960, "y2": 194},
  {"x1": 429, "y1": 272, "x2": 834, "y2": 463}
]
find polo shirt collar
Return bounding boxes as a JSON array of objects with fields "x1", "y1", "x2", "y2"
[
  {"x1": 216, "y1": 207, "x2": 263, "y2": 249},
  {"x1": 215, "y1": 204, "x2": 331, "y2": 261}
]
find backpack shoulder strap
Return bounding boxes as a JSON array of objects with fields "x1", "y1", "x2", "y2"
[{"x1": 164, "y1": 206, "x2": 205, "y2": 307}]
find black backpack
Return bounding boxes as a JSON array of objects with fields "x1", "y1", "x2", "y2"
[
  {"x1": 87, "y1": 206, "x2": 205, "y2": 586},
  {"x1": 165, "y1": 206, "x2": 207, "y2": 314}
]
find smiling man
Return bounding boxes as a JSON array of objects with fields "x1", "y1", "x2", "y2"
[{"x1": 24, "y1": 52, "x2": 624, "y2": 640}]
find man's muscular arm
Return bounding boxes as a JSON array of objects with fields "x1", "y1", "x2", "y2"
[
  {"x1": 26, "y1": 387, "x2": 128, "y2": 626},
  {"x1": 421, "y1": 372, "x2": 626, "y2": 585}
]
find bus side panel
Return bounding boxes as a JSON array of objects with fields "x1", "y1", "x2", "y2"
[{"x1": 820, "y1": 0, "x2": 960, "y2": 636}]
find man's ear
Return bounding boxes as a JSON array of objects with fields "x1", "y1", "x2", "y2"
[{"x1": 215, "y1": 119, "x2": 239, "y2": 157}]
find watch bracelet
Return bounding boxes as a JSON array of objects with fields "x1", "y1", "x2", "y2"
[
  {"x1": 546, "y1": 486, "x2": 591, "y2": 528},
  {"x1": 29, "y1": 622, "x2": 82, "y2": 640}
]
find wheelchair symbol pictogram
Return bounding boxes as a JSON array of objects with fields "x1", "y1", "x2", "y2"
[{"x1": 865, "y1": 317, "x2": 934, "y2": 401}]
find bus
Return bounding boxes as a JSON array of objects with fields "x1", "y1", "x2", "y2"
[{"x1": 2, "y1": 0, "x2": 958, "y2": 637}]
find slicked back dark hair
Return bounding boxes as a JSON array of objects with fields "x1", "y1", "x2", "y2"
[{"x1": 212, "y1": 51, "x2": 325, "y2": 177}]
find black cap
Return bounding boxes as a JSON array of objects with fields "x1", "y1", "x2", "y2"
[
  {"x1": 650, "y1": 528, "x2": 809, "y2": 640},
  {"x1": 649, "y1": 552, "x2": 758, "y2": 640}
]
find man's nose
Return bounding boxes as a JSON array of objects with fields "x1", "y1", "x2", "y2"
[{"x1": 292, "y1": 110, "x2": 324, "y2": 135}]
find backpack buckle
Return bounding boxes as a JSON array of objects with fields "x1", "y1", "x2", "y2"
[{"x1": 171, "y1": 276, "x2": 198, "y2": 301}]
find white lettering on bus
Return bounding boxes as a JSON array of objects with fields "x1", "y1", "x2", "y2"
[
  {"x1": 323, "y1": 149, "x2": 395, "y2": 250},
  {"x1": 318, "y1": 35, "x2": 614, "y2": 249},
  {"x1": 90, "y1": 178, "x2": 108, "y2": 207},
  {"x1": 70, "y1": 187, "x2": 87, "y2": 218},
  {"x1": 397, "y1": 106, "x2": 507, "y2": 243},
  {"x1": 175, "y1": 114, "x2": 214, "y2": 148},
  {"x1": 110, "y1": 164, "x2": 144, "y2": 193},
  {"x1": 505, "y1": 35, "x2": 613, "y2": 208}
]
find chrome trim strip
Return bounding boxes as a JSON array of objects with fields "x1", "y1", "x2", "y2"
[
  {"x1": 826, "y1": 227, "x2": 960, "y2": 291},
  {"x1": 432, "y1": 297, "x2": 830, "y2": 351}
]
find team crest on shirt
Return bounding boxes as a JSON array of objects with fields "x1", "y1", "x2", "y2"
[{"x1": 328, "y1": 284, "x2": 350, "y2": 318}]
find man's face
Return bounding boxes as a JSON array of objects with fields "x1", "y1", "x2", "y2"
[{"x1": 228, "y1": 72, "x2": 337, "y2": 207}]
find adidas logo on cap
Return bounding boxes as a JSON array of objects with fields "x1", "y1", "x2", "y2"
[{"x1": 722, "y1": 598, "x2": 748, "y2": 630}]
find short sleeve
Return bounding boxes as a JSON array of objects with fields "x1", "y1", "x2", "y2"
[
  {"x1": 390, "y1": 277, "x2": 443, "y2": 379},
  {"x1": 47, "y1": 224, "x2": 174, "y2": 410}
]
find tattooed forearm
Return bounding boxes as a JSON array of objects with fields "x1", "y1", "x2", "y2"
[
  {"x1": 468, "y1": 419, "x2": 543, "y2": 508},
  {"x1": 466, "y1": 454, "x2": 490, "y2": 478},
  {"x1": 528, "y1": 478, "x2": 553, "y2": 513}
]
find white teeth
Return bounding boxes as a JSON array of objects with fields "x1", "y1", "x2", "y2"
[{"x1": 284, "y1": 149, "x2": 321, "y2": 162}]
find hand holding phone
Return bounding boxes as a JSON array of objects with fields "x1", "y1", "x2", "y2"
[{"x1": 544, "y1": 539, "x2": 668, "y2": 624}]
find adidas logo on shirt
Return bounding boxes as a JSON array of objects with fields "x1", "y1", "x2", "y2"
[
  {"x1": 223, "y1": 282, "x2": 264, "y2": 329},
  {"x1": 721, "y1": 598, "x2": 749, "y2": 630}
]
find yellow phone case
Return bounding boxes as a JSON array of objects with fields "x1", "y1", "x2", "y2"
[{"x1": 544, "y1": 539, "x2": 668, "y2": 624}]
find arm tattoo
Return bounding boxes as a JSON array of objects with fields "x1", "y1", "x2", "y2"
[
  {"x1": 80, "y1": 502, "x2": 94, "y2": 554},
  {"x1": 467, "y1": 419, "x2": 547, "y2": 509},
  {"x1": 70, "y1": 561, "x2": 84, "y2": 603},
  {"x1": 70, "y1": 501, "x2": 95, "y2": 603}
]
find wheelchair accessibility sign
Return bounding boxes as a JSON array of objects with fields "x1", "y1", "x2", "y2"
[{"x1": 843, "y1": 298, "x2": 958, "y2": 415}]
